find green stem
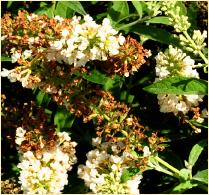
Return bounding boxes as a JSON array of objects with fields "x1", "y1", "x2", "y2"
[
  {"x1": 185, "y1": 119, "x2": 201, "y2": 133},
  {"x1": 103, "y1": 114, "x2": 110, "y2": 121},
  {"x1": 183, "y1": 31, "x2": 208, "y2": 65},
  {"x1": 192, "y1": 64, "x2": 207, "y2": 68},
  {"x1": 156, "y1": 167, "x2": 176, "y2": 177},
  {"x1": 115, "y1": 14, "x2": 139, "y2": 25},
  {"x1": 51, "y1": 1, "x2": 56, "y2": 18},
  {"x1": 155, "y1": 156, "x2": 180, "y2": 176},
  {"x1": 117, "y1": 16, "x2": 153, "y2": 31}
]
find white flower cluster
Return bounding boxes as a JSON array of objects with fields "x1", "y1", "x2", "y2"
[
  {"x1": 1, "y1": 47, "x2": 41, "y2": 88},
  {"x1": 47, "y1": 15, "x2": 125, "y2": 67},
  {"x1": 179, "y1": 30, "x2": 207, "y2": 55},
  {"x1": 155, "y1": 45, "x2": 199, "y2": 79},
  {"x1": 1, "y1": 67, "x2": 34, "y2": 88},
  {"x1": 157, "y1": 94, "x2": 203, "y2": 115},
  {"x1": 15, "y1": 127, "x2": 27, "y2": 145},
  {"x1": 78, "y1": 137, "x2": 143, "y2": 194},
  {"x1": 155, "y1": 45, "x2": 204, "y2": 115},
  {"x1": 15, "y1": 129, "x2": 77, "y2": 194},
  {"x1": 161, "y1": 1, "x2": 190, "y2": 32}
]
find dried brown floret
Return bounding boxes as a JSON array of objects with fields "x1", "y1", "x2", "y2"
[{"x1": 95, "y1": 36, "x2": 151, "y2": 77}]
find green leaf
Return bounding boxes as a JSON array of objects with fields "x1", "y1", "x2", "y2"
[
  {"x1": 175, "y1": 1, "x2": 187, "y2": 16},
  {"x1": 135, "y1": 73, "x2": 154, "y2": 86},
  {"x1": 62, "y1": 1, "x2": 86, "y2": 15},
  {"x1": 146, "y1": 16, "x2": 171, "y2": 25},
  {"x1": 170, "y1": 181, "x2": 198, "y2": 193},
  {"x1": 108, "y1": 1, "x2": 129, "y2": 22},
  {"x1": 40, "y1": 2, "x2": 48, "y2": 7},
  {"x1": 7, "y1": 1, "x2": 13, "y2": 8},
  {"x1": 1, "y1": 56, "x2": 11, "y2": 62},
  {"x1": 193, "y1": 169, "x2": 208, "y2": 184},
  {"x1": 35, "y1": 6, "x2": 54, "y2": 18},
  {"x1": 143, "y1": 76, "x2": 208, "y2": 95},
  {"x1": 54, "y1": 107, "x2": 75, "y2": 132},
  {"x1": 120, "y1": 91, "x2": 135, "y2": 104},
  {"x1": 128, "y1": 24, "x2": 180, "y2": 45},
  {"x1": 179, "y1": 168, "x2": 191, "y2": 181},
  {"x1": 187, "y1": 2, "x2": 198, "y2": 31},
  {"x1": 121, "y1": 167, "x2": 140, "y2": 183},
  {"x1": 132, "y1": 1, "x2": 144, "y2": 18},
  {"x1": 188, "y1": 139, "x2": 207, "y2": 167},
  {"x1": 83, "y1": 70, "x2": 109, "y2": 85},
  {"x1": 103, "y1": 75, "x2": 123, "y2": 91},
  {"x1": 55, "y1": 2, "x2": 74, "y2": 18},
  {"x1": 36, "y1": 90, "x2": 51, "y2": 106},
  {"x1": 189, "y1": 120, "x2": 208, "y2": 129}
]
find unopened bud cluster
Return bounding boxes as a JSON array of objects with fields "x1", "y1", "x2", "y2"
[
  {"x1": 179, "y1": 30, "x2": 207, "y2": 55},
  {"x1": 161, "y1": 1, "x2": 190, "y2": 32}
]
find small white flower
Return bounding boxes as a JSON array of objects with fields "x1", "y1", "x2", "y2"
[
  {"x1": 50, "y1": 40, "x2": 64, "y2": 50},
  {"x1": 124, "y1": 72, "x2": 129, "y2": 77},
  {"x1": 54, "y1": 15, "x2": 64, "y2": 22},
  {"x1": 196, "y1": 117, "x2": 204, "y2": 123},
  {"x1": 28, "y1": 37, "x2": 35, "y2": 44},
  {"x1": 143, "y1": 146, "x2": 151, "y2": 157},
  {"x1": 16, "y1": 127, "x2": 26, "y2": 137},
  {"x1": 27, "y1": 14, "x2": 37, "y2": 21},
  {"x1": 126, "y1": 175, "x2": 142, "y2": 194},
  {"x1": 37, "y1": 167, "x2": 52, "y2": 180},
  {"x1": 17, "y1": 160, "x2": 30, "y2": 170},
  {"x1": 1, "y1": 35, "x2": 7, "y2": 41},
  {"x1": 118, "y1": 34, "x2": 126, "y2": 45},
  {"x1": 57, "y1": 132, "x2": 71, "y2": 142},
  {"x1": 92, "y1": 137, "x2": 102, "y2": 146},
  {"x1": 61, "y1": 29, "x2": 70, "y2": 38},
  {"x1": 111, "y1": 164, "x2": 118, "y2": 171},
  {"x1": 110, "y1": 155, "x2": 121, "y2": 164},
  {"x1": 176, "y1": 101, "x2": 188, "y2": 114},
  {"x1": 194, "y1": 127, "x2": 201, "y2": 134},
  {"x1": 42, "y1": 152, "x2": 53, "y2": 162},
  {"x1": 1, "y1": 68, "x2": 11, "y2": 77},
  {"x1": 11, "y1": 51, "x2": 21, "y2": 63},
  {"x1": 23, "y1": 50, "x2": 32, "y2": 60}
]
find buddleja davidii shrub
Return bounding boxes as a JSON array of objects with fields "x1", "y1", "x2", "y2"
[
  {"x1": 1, "y1": 1, "x2": 208, "y2": 194},
  {"x1": 1, "y1": 9, "x2": 165, "y2": 194}
]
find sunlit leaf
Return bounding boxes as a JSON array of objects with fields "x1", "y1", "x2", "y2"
[
  {"x1": 193, "y1": 169, "x2": 208, "y2": 184},
  {"x1": 132, "y1": 1, "x2": 144, "y2": 18},
  {"x1": 146, "y1": 16, "x2": 171, "y2": 25},
  {"x1": 143, "y1": 76, "x2": 208, "y2": 95},
  {"x1": 127, "y1": 24, "x2": 180, "y2": 45},
  {"x1": 170, "y1": 181, "x2": 198, "y2": 193},
  {"x1": 188, "y1": 139, "x2": 207, "y2": 167}
]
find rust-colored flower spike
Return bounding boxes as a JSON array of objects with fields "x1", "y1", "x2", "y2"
[
  {"x1": 1, "y1": 10, "x2": 73, "y2": 71},
  {"x1": 97, "y1": 36, "x2": 151, "y2": 77}
]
